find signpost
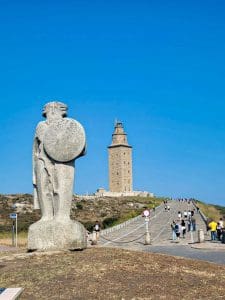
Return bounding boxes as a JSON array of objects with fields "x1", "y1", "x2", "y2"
[
  {"x1": 143, "y1": 208, "x2": 151, "y2": 245},
  {"x1": 9, "y1": 213, "x2": 17, "y2": 247}
]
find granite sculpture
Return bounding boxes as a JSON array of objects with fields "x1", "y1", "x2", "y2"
[{"x1": 28, "y1": 101, "x2": 87, "y2": 251}]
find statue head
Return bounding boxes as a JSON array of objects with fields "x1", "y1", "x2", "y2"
[{"x1": 42, "y1": 101, "x2": 68, "y2": 118}]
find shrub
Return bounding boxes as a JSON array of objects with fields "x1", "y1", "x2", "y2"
[
  {"x1": 102, "y1": 216, "x2": 119, "y2": 228},
  {"x1": 76, "y1": 203, "x2": 83, "y2": 210}
]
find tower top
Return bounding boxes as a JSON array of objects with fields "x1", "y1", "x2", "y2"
[{"x1": 109, "y1": 121, "x2": 131, "y2": 148}]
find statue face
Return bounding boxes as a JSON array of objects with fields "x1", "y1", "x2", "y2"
[{"x1": 42, "y1": 102, "x2": 68, "y2": 119}]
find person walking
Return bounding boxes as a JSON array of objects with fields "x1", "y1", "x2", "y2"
[
  {"x1": 217, "y1": 223, "x2": 222, "y2": 241},
  {"x1": 174, "y1": 221, "x2": 182, "y2": 241},
  {"x1": 92, "y1": 221, "x2": 101, "y2": 244},
  {"x1": 187, "y1": 218, "x2": 191, "y2": 232},
  {"x1": 171, "y1": 220, "x2": 177, "y2": 241},
  {"x1": 219, "y1": 218, "x2": 224, "y2": 229},
  {"x1": 181, "y1": 219, "x2": 186, "y2": 238},
  {"x1": 208, "y1": 220, "x2": 217, "y2": 241},
  {"x1": 191, "y1": 216, "x2": 196, "y2": 231},
  {"x1": 178, "y1": 211, "x2": 182, "y2": 220}
]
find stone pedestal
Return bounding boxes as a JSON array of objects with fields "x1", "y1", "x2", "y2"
[{"x1": 28, "y1": 219, "x2": 87, "y2": 251}]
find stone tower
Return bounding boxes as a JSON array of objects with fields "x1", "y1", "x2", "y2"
[{"x1": 108, "y1": 121, "x2": 133, "y2": 192}]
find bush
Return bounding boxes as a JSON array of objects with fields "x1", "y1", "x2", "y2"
[
  {"x1": 76, "y1": 203, "x2": 83, "y2": 210},
  {"x1": 102, "y1": 216, "x2": 119, "y2": 228}
]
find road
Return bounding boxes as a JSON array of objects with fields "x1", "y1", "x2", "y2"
[{"x1": 99, "y1": 201, "x2": 225, "y2": 265}]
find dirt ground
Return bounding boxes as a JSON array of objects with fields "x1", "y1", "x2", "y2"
[{"x1": 0, "y1": 247, "x2": 225, "y2": 300}]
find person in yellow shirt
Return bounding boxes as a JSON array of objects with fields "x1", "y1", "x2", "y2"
[{"x1": 208, "y1": 220, "x2": 217, "y2": 241}]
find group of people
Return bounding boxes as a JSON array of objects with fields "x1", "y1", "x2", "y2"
[
  {"x1": 176, "y1": 198, "x2": 196, "y2": 203},
  {"x1": 163, "y1": 200, "x2": 170, "y2": 212},
  {"x1": 171, "y1": 220, "x2": 186, "y2": 240},
  {"x1": 208, "y1": 218, "x2": 224, "y2": 241},
  {"x1": 171, "y1": 209, "x2": 197, "y2": 241}
]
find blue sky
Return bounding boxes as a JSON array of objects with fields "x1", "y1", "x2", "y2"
[{"x1": 0, "y1": 0, "x2": 225, "y2": 205}]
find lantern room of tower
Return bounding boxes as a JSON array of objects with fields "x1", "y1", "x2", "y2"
[{"x1": 110, "y1": 122, "x2": 129, "y2": 146}]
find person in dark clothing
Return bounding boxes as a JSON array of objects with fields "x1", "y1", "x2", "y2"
[
  {"x1": 181, "y1": 219, "x2": 186, "y2": 238},
  {"x1": 217, "y1": 223, "x2": 222, "y2": 241}
]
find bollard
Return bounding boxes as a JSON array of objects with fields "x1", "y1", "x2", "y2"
[
  {"x1": 145, "y1": 232, "x2": 151, "y2": 245},
  {"x1": 144, "y1": 217, "x2": 151, "y2": 245},
  {"x1": 197, "y1": 229, "x2": 204, "y2": 243}
]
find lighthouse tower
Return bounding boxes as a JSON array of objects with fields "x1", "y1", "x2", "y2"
[{"x1": 108, "y1": 121, "x2": 133, "y2": 192}]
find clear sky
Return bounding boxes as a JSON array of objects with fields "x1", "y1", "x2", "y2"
[{"x1": 0, "y1": 0, "x2": 225, "y2": 205}]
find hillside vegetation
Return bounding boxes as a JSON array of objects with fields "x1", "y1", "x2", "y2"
[
  {"x1": 0, "y1": 194, "x2": 163, "y2": 234},
  {"x1": 196, "y1": 200, "x2": 225, "y2": 222},
  {"x1": 0, "y1": 194, "x2": 224, "y2": 236}
]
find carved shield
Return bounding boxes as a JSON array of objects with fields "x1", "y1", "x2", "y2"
[{"x1": 43, "y1": 118, "x2": 86, "y2": 162}]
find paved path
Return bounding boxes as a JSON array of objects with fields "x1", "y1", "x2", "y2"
[
  {"x1": 100, "y1": 201, "x2": 206, "y2": 247},
  {"x1": 99, "y1": 201, "x2": 225, "y2": 265},
  {"x1": 146, "y1": 244, "x2": 225, "y2": 265}
]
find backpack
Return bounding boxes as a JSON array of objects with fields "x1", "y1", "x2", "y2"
[{"x1": 174, "y1": 224, "x2": 179, "y2": 233}]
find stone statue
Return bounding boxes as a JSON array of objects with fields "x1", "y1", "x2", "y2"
[{"x1": 28, "y1": 101, "x2": 87, "y2": 251}]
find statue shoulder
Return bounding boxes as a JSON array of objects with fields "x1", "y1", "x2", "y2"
[{"x1": 35, "y1": 121, "x2": 48, "y2": 140}]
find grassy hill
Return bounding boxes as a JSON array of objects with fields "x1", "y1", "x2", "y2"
[
  {"x1": 0, "y1": 194, "x2": 224, "y2": 236},
  {"x1": 195, "y1": 200, "x2": 225, "y2": 222},
  {"x1": 0, "y1": 194, "x2": 163, "y2": 234}
]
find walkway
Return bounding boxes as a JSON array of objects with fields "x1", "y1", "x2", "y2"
[{"x1": 99, "y1": 201, "x2": 225, "y2": 265}]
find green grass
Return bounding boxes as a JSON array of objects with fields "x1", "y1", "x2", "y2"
[
  {"x1": 0, "y1": 231, "x2": 27, "y2": 246},
  {"x1": 101, "y1": 197, "x2": 163, "y2": 228},
  {"x1": 196, "y1": 200, "x2": 223, "y2": 221}
]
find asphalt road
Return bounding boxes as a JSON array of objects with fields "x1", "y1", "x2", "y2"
[
  {"x1": 100, "y1": 201, "x2": 225, "y2": 265},
  {"x1": 146, "y1": 244, "x2": 225, "y2": 265}
]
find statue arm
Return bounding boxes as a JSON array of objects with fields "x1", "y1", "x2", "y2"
[
  {"x1": 32, "y1": 136, "x2": 40, "y2": 209},
  {"x1": 32, "y1": 138, "x2": 37, "y2": 185}
]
